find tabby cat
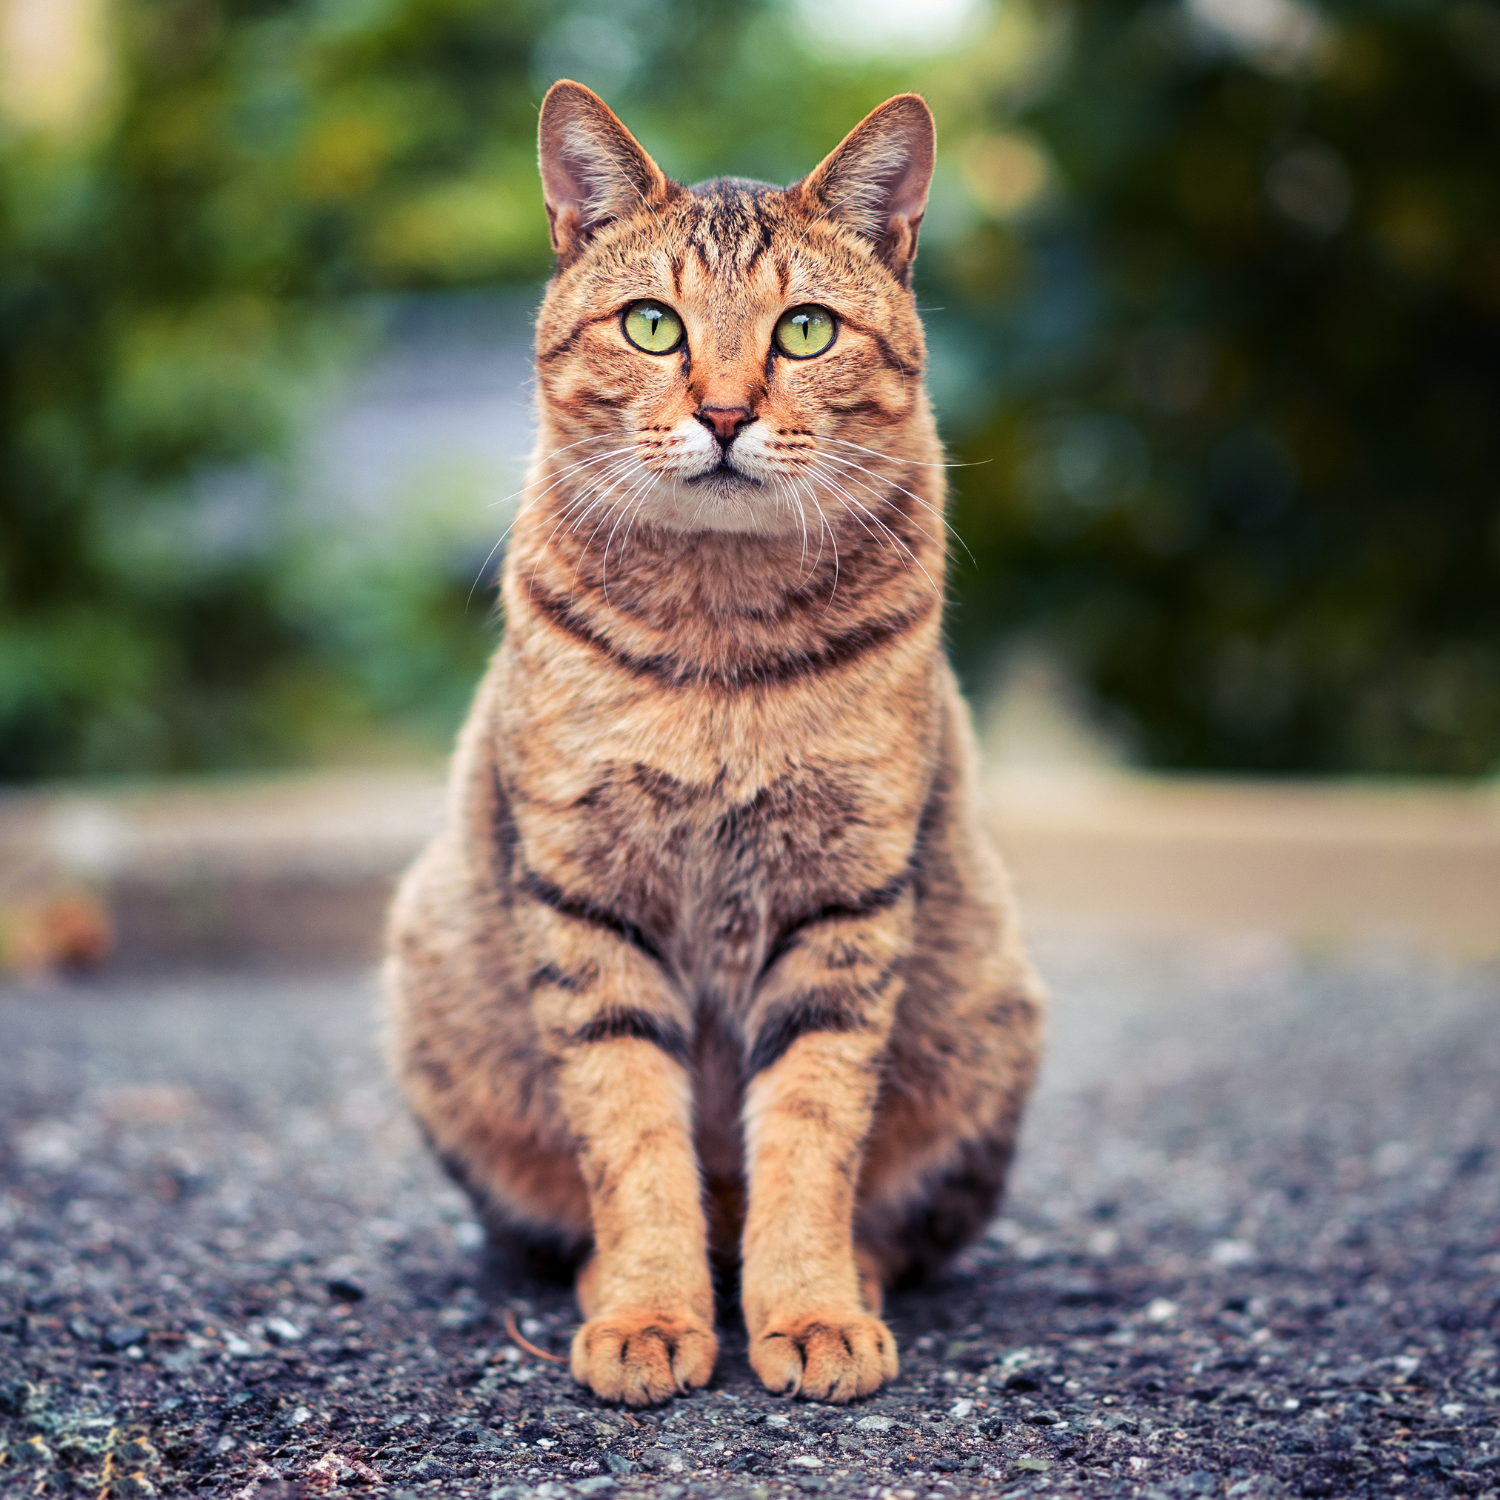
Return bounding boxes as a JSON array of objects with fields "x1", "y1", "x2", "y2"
[{"x1": 386, "y1": 81, "x2": 1045, "y2": 1406}]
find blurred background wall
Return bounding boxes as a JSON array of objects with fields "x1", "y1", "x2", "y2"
[{"x1": 3, "y1": 0, "x2": 1498, "y2": 786}]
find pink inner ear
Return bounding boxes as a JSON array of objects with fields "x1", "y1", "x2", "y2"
[
  {"x1": 543, "y1": 125, "x2": 605, "y2": 226},
  {"x1": 538, "y1": 81, "x2": 669, "y2": 245},
  {"x1": 539, "y1": 103, "x2": 619, "y2": 230},
  {"x1": 880, "y1": 140, "x2": 935, "y2": 227},
  {"x1": 805, "y1": 97, "x2": 936, "y2": 249}
]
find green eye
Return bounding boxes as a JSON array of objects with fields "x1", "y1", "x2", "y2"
[
  {"x1": 622, "y1": 300, "x2": 684, "y2": 354},
  {"x1": 773, "y1": 304, "x2": 837, "y2": 359}
]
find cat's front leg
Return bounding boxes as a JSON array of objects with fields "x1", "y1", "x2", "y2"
[
  {"x1": 740, "y1": 897, "x2": 911, "y2": 1401},
  {"x1": 529, "y1": 914, "x2": 716, "y2": 1405}
]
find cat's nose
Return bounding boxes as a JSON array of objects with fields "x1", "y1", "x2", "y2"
[{"x1": 695, "y1": 405, "x2": 755, "y2": 446}]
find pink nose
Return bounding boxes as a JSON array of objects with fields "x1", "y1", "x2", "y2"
[{"x1": 696, "y1": 405, "x2": 754, "y2": 444}]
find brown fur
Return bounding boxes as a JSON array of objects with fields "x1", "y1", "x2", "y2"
[{"x1": 385, "y1": 81, "x2": 1045, "y2": 1406}]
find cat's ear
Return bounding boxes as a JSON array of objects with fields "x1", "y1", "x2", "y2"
[
  {"x1": 796, "y1": 94, "x2": 936, "y2": 282},
  {"x1": 538, "y1": 80, "x2": 671, "y2": 262}
]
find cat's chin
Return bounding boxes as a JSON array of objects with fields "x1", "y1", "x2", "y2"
[
  {"x1": 684, "y1": 464, "x2": 762, "y2": 497},
  {"x1": 639, "y1": 470, "x2": 803, "y2": 537}
]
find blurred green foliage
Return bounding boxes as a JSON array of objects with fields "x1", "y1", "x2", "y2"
[
  {"x1": 2, "y1": 0, "x2": 1498, "y2": 780},
  {"x1": 0, "y1": 0, "x2": 573, "y2": 779},
  {"x1": 0, "y1": 0, "x2": 906, "y2": 780},
  {"x1": 940, "y1": 0, "x2": 1500, "y2": 774}
]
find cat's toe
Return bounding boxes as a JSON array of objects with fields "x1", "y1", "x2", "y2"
[
  {"x1": 750, "y1": 1311, "x2": 898, "y2": 1402},
  {"x1": 570, "y1": 1309, "x2": 718, "y2": 1406}
]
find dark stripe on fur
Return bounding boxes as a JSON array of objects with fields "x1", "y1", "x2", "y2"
[
  {"x1": 527, "y1": 582, "x2": 934, "y2": 691},
  {"x1": 572, "y1": 1005, "x2": 690, "y2": 1067},
  {"x1": 537, "y1": 310, "x2": 619, "y2": 366},
  {"x1": 528, "y1": 961, "x2": 595, "y2": 994},
  {"x1": 742, "y1": 212, "x2": 775, "y2": 276},
  {"x1": 748, "y1": 989, "x2": 869, "y2": 1076},
  {"x1": 907, "y1": 759, "x2": 951, "y2": 901},
  {"x1": 519, "y1": 868, "x2": 666, "y2": 964},
  {"x1": 836, "y1": 313, "x2": 922, "y2": 377},
  {"x1": 760, "y1": 872, "x2": 912, "y2": 976},
  {"x1": 826, "y1": 396, "x2": 912, "y2": 428}
]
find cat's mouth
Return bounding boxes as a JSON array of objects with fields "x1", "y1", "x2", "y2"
[{"x1": 685, "y1": 456, "x2": 762, "y2": 490}]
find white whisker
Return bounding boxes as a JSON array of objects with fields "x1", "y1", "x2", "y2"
[
  {"x1": 535, "y1": 457, "x2": 647, "y2": 601},
  {"x1": 803, "y1": 460, "x2": 940, "y2": 596},
  {"x1": 469, "y1": 443, "x2": 642, "y2": 605},
  {"x1": 813, "y1": 448, "x2": 977, "y2": 568},
  {"x1": 784, "y1": 477, "x2": 839, "y2": 611},
  {"x1": 600, "y1": 469, "x2": 662, "y2": 599},
  {"x1": 821, "y1": 434, "x2": 978, "y2": 470}
]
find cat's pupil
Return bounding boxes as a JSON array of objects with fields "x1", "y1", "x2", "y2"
[
  {"x1": 648, "y1": 311, "x2": 660, "y2": 333},
  {"x1": 793, "y1": 315, "x2": 810, "y2": 341}
]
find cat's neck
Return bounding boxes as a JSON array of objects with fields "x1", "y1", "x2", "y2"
[
  {"x1": 500, "y1": 457, "x2": 947, "y2": 688},
  {"x1": 511, "y1": 465, "x2": 943, "y2": 613}
]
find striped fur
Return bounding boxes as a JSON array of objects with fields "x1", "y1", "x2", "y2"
[{"x1": 385, "y1": 82, "x2": 1045, "y2": 1406}]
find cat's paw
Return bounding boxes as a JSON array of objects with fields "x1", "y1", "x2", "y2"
[
  {"x1": 750, "y1": 1311, "x2": 899, "y2": 1402},
  {"x1": 570, "y1": 1309, "x2": 718, "y2": 1406}
]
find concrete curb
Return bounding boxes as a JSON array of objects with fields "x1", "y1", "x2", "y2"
[
  {"x1": 987, "y1": 769, "x2": 1500, "y2": 955},
  {"x1": 2, "y1": 767, "x2": 1497, "y2": 972},
  {"x1": 0, "y1": 771, "x2": 443, "y2": 970}
]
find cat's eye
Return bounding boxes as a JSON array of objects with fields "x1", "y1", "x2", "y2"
[
  {"x1": 622, "y1": 300, "x2": 685, "y2": 354},
  {"x1": 773, "y1": 304, "x2": 837, "y2": 359}
]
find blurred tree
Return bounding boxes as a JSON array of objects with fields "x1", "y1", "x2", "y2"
[
  {"x1": 0, "y1": 0, "x2": 892, "y2": 779},
  {"x1": 0, "y1": 0, "x2": 558, "y2": 778},
  {"x1": 940, "y1": 0, "x2": 1500, "y2": 773}
]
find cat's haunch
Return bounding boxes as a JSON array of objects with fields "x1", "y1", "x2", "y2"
[{"x1": 385, "y1": 81, "x2": 1045, "y2": 1406}]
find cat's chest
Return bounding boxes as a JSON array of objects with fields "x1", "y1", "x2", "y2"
[
  {"x1": 536, "y1": 743, "x2": 900, "y2": 906},
  {"x1": 497, "y1": 619, "x2": 935, "y2": 997},
  {"x1": 502, "y1": 689, "x2": 929, "y2": 991},
  {"x1": 571, "y1": 753, "x2": 893, "y2": 1001}
]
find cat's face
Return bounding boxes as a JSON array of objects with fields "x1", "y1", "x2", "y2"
[{"x1": 532, "y1": 84, "x2": 936, "y2": 538}]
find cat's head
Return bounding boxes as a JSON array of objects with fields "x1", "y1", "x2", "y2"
[{"x1": 532, "y1": 82, "x2": 937, "y2": 538}]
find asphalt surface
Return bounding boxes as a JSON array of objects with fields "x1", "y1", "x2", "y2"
[{"x1": 2, "y1": 928, "x2": 1498, "y2": 1500}]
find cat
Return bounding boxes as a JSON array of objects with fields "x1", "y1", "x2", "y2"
[{"x1": 385, "y1": 80, "x2": 1045, "y2": 1407}]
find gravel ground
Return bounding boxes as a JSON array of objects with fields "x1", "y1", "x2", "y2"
[{"x1": 2, "y1": 928, "x2": 1498, "y2": 1500}]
